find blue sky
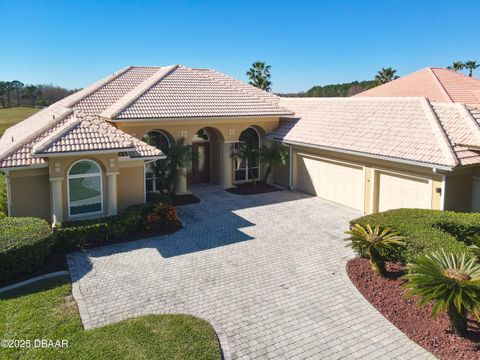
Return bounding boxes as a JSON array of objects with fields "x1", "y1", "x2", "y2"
[{"x1": 1, "y1": 0, "x2": 479, "y2": 92}]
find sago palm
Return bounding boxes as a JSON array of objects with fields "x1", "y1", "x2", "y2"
[
  {"x1": 403, "y1": 250, "x2": 480, "y2": 337},
  {"x1": 345, "y1": 224, "x2": 404, "y2": 275}
]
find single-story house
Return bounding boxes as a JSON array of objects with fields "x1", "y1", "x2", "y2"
[{"x1": 1, "y1": 65, "x2": 480, "y2": 223}]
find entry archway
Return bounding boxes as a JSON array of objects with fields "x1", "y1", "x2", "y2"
[
  {"x1": 188, "y1": 127, "x2": 224, "y2": 185},
  {"x1": 141, "y1": 130, "x2": 173, "y2": 194}
]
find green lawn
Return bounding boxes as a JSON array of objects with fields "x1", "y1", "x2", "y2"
[
  {"x1": 0, "y1": 276, "x2": 221, "y2": 360},
  {"x1": 0, "y1": 107, "x2": 40, "y2": 217},
  {"x1": 0, "y1": 107, "x2": 40, "y2": 136}
]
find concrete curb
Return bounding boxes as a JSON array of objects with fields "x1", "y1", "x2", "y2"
[{"x1": 0, "y1": 271, "x2": 69, "y2": 294}]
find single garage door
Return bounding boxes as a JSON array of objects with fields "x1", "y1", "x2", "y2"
[
  {"x1": 296, "y1": 155, "x2": 365, "y2": 211},
  {"x1": 378, "y1": 172, "x2": 432, "y2": 212}
]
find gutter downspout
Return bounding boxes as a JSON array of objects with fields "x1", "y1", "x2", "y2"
[
  {"x1": 4, "y1": 171, "x2": 11, "y2": 217},
  {"x1": 288, "y1": 145, "x2": 293, "y2": 190}
]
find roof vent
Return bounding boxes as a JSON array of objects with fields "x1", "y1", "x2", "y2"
[
  {"x1": 11, "y1": 136, "x2": 14, "y2": 142},
  {"x1": 52, "y1": 115, "x2": 55, "y2": 119}
]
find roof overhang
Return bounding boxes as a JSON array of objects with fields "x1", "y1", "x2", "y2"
[
  {"x1": 281, "y1": 139, "x2": 455, "y2": 172},
  {"x1": 31, "y1": 148, "x2": 137, "y2": 158},
  {"x1": 106, "y1": 114, "x2": 293, "y2": 123}
]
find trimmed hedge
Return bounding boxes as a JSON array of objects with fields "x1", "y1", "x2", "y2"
[
  {"x1": 0, "y1": 174, "x2": 7, "y2": 218},
  {"x1": 350, "y1": 209, "x2": 478, "y2": 263},
  {"x1": 0, "y1": 217, "x2": 52, "y2": 282},
  {"x1": 54, "y1": 201, "x2": 180, "y2": 251}
]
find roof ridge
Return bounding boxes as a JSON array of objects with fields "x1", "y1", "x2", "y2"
[
  {"x1": 421, "y1": 97, "x2": 459, "y2": 166},
  {"x1": 427, "y1": 67, "x2": 454, "y2": 102},
  {"x1": 59, "y1": 66, "x2": 133, "y2": 108},
  {"x1": 100, "y1": 65, "x2": 179, "y2": 119},
  {"x1": 32, "y1": 114, "x2": 83, "y2": 154}
]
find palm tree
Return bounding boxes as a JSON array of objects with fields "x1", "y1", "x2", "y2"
[
  {"x1": 259, "y1": 142, "x2": 288, "y2": 183},
  {"x1": 0, "y1": 81, "x2": 6, "y2": 108},
  {"x1": 464, "y1": 60, "x2": 479, "y2": 77},
  {"x1": 447, "y1": 61, "x2": 465, "y2": 72},
  {"x1": 246, "y1": 61, "x2": 272, "y2": 91},
  {"x1": 374, "y1": 67, "x2": 399, "y2": 85},
  {"x1": 231, "y1": 142, "x2": 259, "y2": 185},
  {"x1": 166, "y1": 138, "x2": 191, "y2": 193}
]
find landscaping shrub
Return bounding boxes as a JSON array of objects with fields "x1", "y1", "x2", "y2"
[
  {"x1": 54, "y1": 200, "x2": 180, "y2": 251},
  {"x1": 146, "y1": 192, "x2": 173, "y2": 206},
  {"x1": 0, "y1": 173, "x2": 7, "y2": 218},
  {"x1": 350, "y1": 209, "x2": 476, "y2": 263},
  {"x1": 0, "y1": 217, "x2": 52, "y2": 281}
]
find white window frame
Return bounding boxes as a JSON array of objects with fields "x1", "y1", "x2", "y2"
[{"x1": 67, "y1": 159, "x2": 103, "y2": 218}]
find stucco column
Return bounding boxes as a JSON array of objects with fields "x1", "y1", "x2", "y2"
[
  {"x1": 175, "y1": 166, "x2": 188, "y2": 194},
  {"x1": 106, "y1": 172, "x2": 118, "y2": 216},
  {"x1": 220, "y1": 141, "x2": 234, "y2": 189},
  {"x1": 50, "y1": 177, "x2": 63, "y2": 224}
]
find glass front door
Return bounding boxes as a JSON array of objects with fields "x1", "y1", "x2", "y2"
[{"x1": 188, "y1": 142, "x2": 210, "y2": 184}]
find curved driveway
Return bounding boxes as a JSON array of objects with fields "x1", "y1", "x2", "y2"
[{"x1": 68, "y1": 184, "x2": 434, "y2": 359}]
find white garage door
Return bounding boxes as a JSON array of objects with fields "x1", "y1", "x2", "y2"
[
  {"x1": 296, "y1": 155, "x2": 365, "y2": 211},
  {"x1": 378, "y1": 172, "x2": 432, "y2": 212}
]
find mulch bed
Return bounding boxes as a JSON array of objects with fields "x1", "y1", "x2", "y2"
[
  {"x1": 347, "y1": 257, "x2": 480, "y2": 359},
  {"x1": 226, "y1": 181, "x2": 281, "y2": 195},
  {"x1": 171, "y1": 193, "x2": 201, "y2": 206}
]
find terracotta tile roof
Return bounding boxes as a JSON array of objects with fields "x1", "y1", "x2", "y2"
[
  {"x1": 273, "y1": 97, "x2": 480, "y2": 168},
  {"x1": 0, "y1": 64, "x2": 288, "y2": 169},
  {"x1": 114, "y1": 66, "x2": 292, "y2": 119},
  {"x1": 355, "y1": 67, "x2": 480, "y2": 107},
  {"x1": 0, "y1": 111, "x2": 162, "y2": 168}
]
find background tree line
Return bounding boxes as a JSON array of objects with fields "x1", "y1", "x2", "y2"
[{"x1": 0, "y1": 81, "x2": 77, "y2": 108}]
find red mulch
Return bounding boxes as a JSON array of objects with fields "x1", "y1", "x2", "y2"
[
  {"x1": 227, "y1": 182, "x2": 281, "y2": 195},
  {"x1": 347, "y1": 257, "x2": 480, "y2": 359}
]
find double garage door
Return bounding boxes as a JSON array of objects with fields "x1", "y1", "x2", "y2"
[{"x1": 295, "y1": 154, "x2": 432, "y2": 212}]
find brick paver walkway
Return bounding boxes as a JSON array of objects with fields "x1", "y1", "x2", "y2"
[{"x1": 68, "y1": 184, "x2": 435, "y2": 359}]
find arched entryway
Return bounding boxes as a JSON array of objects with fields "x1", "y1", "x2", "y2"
[
  {"x1": 187, "y1": 127, "x2": 224, "y2": 185},
  {"x1": 234, "y1": 127, "x2": 261, "y2": 183},
  {"x1": 142, "y1": 130, "x2": 172, "y2": 193}
]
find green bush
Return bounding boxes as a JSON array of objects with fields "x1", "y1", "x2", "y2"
[
  {"x1": 54, "y1": 199, "x2": 180, "y2": 252},
  {"x1": 0, "y1": 174, "x2": 7, "y2": 218},
  {"x1": 146, "y1": 192, "x2": 173, "y2": 206},
  {"x1": 54, "y1": 204, "x2": 145, "y2": 251},
  {"x1": 0, "y1": 217, "x2": 52, "y2": 282},
  {"x1": 350, "y1": 209, "x2": 477, "y2": 264}
]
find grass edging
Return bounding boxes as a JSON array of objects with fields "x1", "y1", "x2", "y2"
[{"x1": 0, "y1": 270, "x2": 69, "y2": 294}]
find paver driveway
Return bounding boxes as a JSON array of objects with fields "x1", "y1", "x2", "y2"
[{"x1": 68, "y1": 184, "x2": 434, "y2": 359}]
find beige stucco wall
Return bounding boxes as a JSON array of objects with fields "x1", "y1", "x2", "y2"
[
  {"x1": 290, "y1": 144, "x2": 444, "y2": 214},
  {"x1": 9, "y1": 167, "x2": 51, "y2": 221},
  {"x1": 444, "y1": 171, "x2": 473, "y2": 212},
  {"x1": 48, "y1": 153, "x2": 119, "y2": 221},
  {"x1": 114, "y1": 116, "x2": 279, "y2": 145},
  {"x1": 118, "y1": 160, "x2": 145, "y2": 212}
]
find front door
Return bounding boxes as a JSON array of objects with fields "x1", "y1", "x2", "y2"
[{"x1": 189, "y1": 142, "x2": 210, "y2": 184}]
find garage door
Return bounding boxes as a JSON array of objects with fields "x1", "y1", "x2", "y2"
[
  {"x1": 296, "y1": 155, "x2": 365, "y2": 211},
  {"x1": 378, "y1": 172, "x2": 432, "y2": 212}
]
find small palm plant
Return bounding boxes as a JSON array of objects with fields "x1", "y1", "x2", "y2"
[
  {"x1": 345, "y1": 224, "x2": 404, "y2": 275},
  {"x1": 231, "y1": 142, "x2": 258, "y2": 185},
  {"x1": 259, "y1": 142, "x2": 288, "y2": 183},
  {"x1": 402, "y1": 251, "x2": 480, "y2": 337}
]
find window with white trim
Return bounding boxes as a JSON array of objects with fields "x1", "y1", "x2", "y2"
[
  {"x1": 142, "y1": 131, "x2": 171, "y2": 193},
  {"x1": 68, "y1": 160, "x2": 103, "y2": 216}
]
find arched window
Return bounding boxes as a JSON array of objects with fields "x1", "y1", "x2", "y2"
[
  {"x1": 68, "y1": 160, "x2": 103, "y2": 216},
  {"x1": 142, "y1": 130, "x2": 171, "y2": 154},
  {"x1": 234, "y1": 128, "x2": 260, "y2": 182}
]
